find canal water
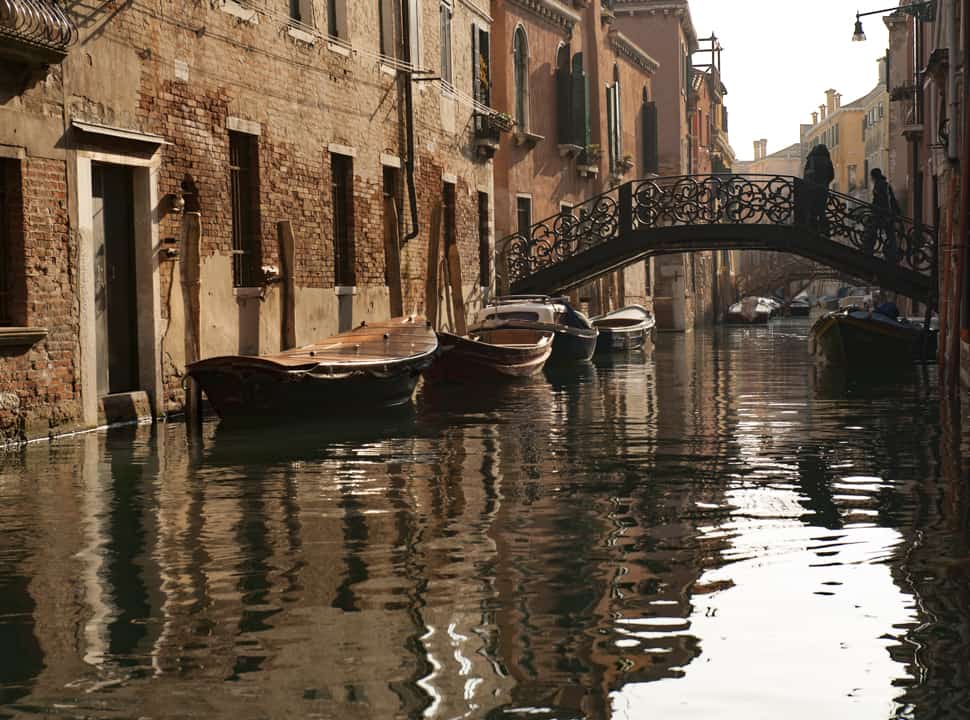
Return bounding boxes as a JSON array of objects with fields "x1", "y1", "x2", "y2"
[{"x1": 1, "y1": 321, "x2": 968, "y2": 719}]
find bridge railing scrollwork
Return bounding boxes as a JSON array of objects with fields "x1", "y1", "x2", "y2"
[{"x1": 505, "y1": 174, "x2": 937, "y2": 286}]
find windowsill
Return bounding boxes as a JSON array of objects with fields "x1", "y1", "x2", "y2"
[
  {"x1": 558, "y1": 143, "x2": 583, "y2": 158},
  {"x1": 0, "y1": 327, "x2": 48, "y2": 348},
  {"x1": 379, "y1": 63, "x2": 397, "y2": 77},
  {"x1": 286, "y1": 25, "x2": 317, "y2": 45},
  {"x1": 514, "y1": 130, "x2": 544, "y2": 148},
  {"x1": 440, "y1": 83, "x2": 456, "y2": 98},
  {"x1": 335, "y1": 285, "x2": 357, "y2": 296},
  {"x1": 327, "y1": 41, "x2": 351, "y2": 56},
  {"x1": 219, "y1": 0, "x2": 258, "y2": 24},
  {"x1": 234, "y1": 287, "x2": 263, "y2": 298},
  {"x1": 577, "y1": 163, "x2": 599, "y2": 178}
]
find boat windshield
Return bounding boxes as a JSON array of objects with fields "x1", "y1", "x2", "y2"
[{"x1": 485, "y1": 311, "x2": 542, "y2": 322}]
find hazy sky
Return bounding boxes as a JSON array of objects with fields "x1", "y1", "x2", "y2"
[{"x1": 687, "y1": 0, "x2": 890, "y2": 161}]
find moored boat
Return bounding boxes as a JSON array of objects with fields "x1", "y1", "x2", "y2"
[
  {"x1": 809, "y1": 305, "x2": 935, "y2": 371},
  {"x1": 186, "y1": 316, "x2": 437, "y2": 421},
  {"x1": 590, "y1": 305, "x2": 656, "y2": 353},
  {"x1": 425, "y1": 326, "x2": 554, "y2": 382},
  {"x1": 474, "y1": 295, "x2": 598, "y2": 364},
  {"x1": 724, "y1": 296, "x2": 774, "y2": 324}
]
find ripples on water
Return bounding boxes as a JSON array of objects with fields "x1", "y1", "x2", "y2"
[{"x1": 1, "y1": 321, "x2": 968, "y2": 719}]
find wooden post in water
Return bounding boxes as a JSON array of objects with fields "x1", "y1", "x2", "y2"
[
  {"x1": 426, "y1": 202, "x2": 442, "y2": 328},
  {"x1": 277, "y1": 220, "x2": 297, "y2": 350},
  {"x1": 445, "y1": 216, "x2": 467, "y2": 336},
  {"x1": 383, "y1": 197, "x2": 404, "y2": 317},
  {"x1": 181, "y1": 211, "x2": 203, "y2": 427}
]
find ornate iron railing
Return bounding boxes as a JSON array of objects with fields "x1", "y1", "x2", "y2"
[
  {"x1": 0, "y1": 0, "x2": 78, "y2": 60},
  {"x1": 506, "y1": 174, "x2": 937, "y2": 285}
]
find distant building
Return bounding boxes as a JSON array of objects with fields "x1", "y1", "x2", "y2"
[
  {"x1": 800, "y1": 88, "x2": 867, "y2": 197},
  {"x1": 733, "y1": 140, "x2": 802, "y2": 177}
]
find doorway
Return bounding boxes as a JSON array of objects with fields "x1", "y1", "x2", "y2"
[{"x1": 92, "y1": 162, "x2": 139, "y2": 395}]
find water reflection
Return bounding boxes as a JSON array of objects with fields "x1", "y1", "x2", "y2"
[{"x1": 0, "y1": 322, "x2": 967, "y2": 718}]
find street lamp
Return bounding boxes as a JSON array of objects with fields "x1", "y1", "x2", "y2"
[{"x1": 852, "y1": 0, "x2": 936, "y2": 42}]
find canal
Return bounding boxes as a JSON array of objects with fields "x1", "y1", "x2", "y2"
[{"x1": 1, "y1": 321, "x2": 968, "y2": 719}]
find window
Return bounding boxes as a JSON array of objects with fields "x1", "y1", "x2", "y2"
[
  {"x1": 848, "y1": 164, "x2": 857, "y2": 192},
  {"x1": 516, "y1": 196, "x2": 532, "y2": 238},
  {"x1": 327, "y1": 0, "x2": 347, "y2": 38},
  {"x1": 331, "y1": 153, "x2": 355, "y2": 286},
  {"x1": 641, "y1": 94, "x2": 658, "y2": 173},
  {"x1": 478, "y1": 191, "x2": 490, "y2": 288},
  {"x1": 379, "y1": 0, "x2": 400, "y2": 58},
  {"x1": 513, "y1": 27, "x2": 529, "y2": 130},
  {"x1": 443, "y1": 181, "x2": 457, "y2": 278},
  {"x1": 0, "y1": 159, "x2": 22, "y2": 326},
  {"x1": 289, "y1": 0, "x2": 313, "y2": 26},
  {"x1": 606, "y1": 64, "x2": 621, "y2": 172},
  {"x1": 472, "y1": 25, "x2": 490, "y2": 104},
  {"x1": 407, "y1": 0, "x2": 420, "y2": 64},
  {"x1": 439, "y1": 1, "x2": 452, "y2": 87},
  {"x1": 229, "y1": 131, "x2": 261, "y2": 287},
  {"x1": 570, "y1": 53, "x2": 589, "y2": 148},
  {"x1": 555, "y1": 44, "x2": 571, "y2": 144}
]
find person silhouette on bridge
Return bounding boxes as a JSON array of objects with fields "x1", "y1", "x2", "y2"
[
  {"x1": 800, "y1": 144, "x2": 835, "y2": 235},
  {"x1": 866, "y1": 168, "x2": 900, "y2": 263}
]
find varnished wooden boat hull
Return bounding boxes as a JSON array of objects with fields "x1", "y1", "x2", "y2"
[
  {"x1": 189, "y1": 362, "x2": 428, "y2": 420},
  {"x1": 426, "y1": 328, "x2": 553, "y2": 382},
  {"x1": 810, "y1": 314, "x2": 925, "y2": 372},
  {"x1": 186, "y1": 317, "x2": 437, "y2": 421}
]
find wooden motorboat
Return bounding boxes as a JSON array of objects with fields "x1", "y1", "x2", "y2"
[
  {"x1": 809, "y1": 306, "x2": 935, "y2": 372},
  {"x1": 724, "y1": 296, "x2": 774, "y2": 324},
  {"x1": 590, "y1": 305, "x2": 656, "y2": 353},
  {"x1": 474, "y1": 295, "x2": 598, "y2": 364},
  {"x1": 425, "y1": 326, "x2": 554, "y2": 382},
  {"x1": 186, "y1": 316, "x2": 438, "y2": 421}
]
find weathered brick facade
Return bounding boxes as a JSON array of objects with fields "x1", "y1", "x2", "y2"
[{"x1": 0, "y1": 0, "x2": 493, "y2": 441}]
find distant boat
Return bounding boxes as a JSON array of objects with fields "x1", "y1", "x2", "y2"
[
  {"x1": 809, "y1": 306, "x2": 936, "y2": 371},
  {"x1": 786, "y1": 292, "x2": 812, "y2": 317},
  {"x1": 473, "y1": 295, "x2": 598, "y2": 364},
  {"x1": 186, "y1": 316, "x2": 438, "y2": 421},
  {"x1": 590, "y1": 305, "x2": 656, "y2": 352},
  {"x1": 724, "y1": 296, "x2": 775, "y2": 324},
  {"x1": 425, "y1": 326, "x2": 554, "y2": 382}
]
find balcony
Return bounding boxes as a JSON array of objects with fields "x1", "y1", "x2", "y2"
[{"x1": 0, "y1": 0, "x2": 78, "y2": 65}]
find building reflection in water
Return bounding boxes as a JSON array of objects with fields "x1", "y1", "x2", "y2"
[{"x1": 1, "y1": 322, "x2": 969, "y2": 718}]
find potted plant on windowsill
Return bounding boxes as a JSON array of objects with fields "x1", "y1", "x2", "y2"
[
  {"x1": 488, "y1": 111, "x2": 514, "y2": 133},
  {"x1": 577, "y1": 144, "x2": 601, "y2": 178}
]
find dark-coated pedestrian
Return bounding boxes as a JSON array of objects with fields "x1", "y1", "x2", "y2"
[
  {"x1": 799, "y1": 144, "x2": 835, "y2": 235},
  {"x1": 866, "y1": 168, "x2": 900, "y2": 262}
]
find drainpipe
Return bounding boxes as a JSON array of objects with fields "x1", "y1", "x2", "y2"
[
  {"x1": 946, "y1": 0, "x2": 958, "y2": 161},
  {"x1": 948, "y1": 0, "x2": 970, "y2": 387},
  {"x1": 402, "y1": 2, "x2": 419, "y2": 242}
]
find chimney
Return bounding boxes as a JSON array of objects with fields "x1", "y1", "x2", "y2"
[
  {"x1": 819, "y1": 104, "x2": 827, "y2": 121},
  {"x1": 835, "y1": 93, "x2": 842, "y2": 110},
  {"x1": 825, "y1": 88, "x2": 837, "y2": 115},
  {"x1": 878, "y1": 56, "x2": 887, "y2": 85},
  {"x1": 759, "y1": 139, "x2": 768, "y2": 159},
  {"x1": 753, "y1": 140, "x2": 761, "y2": 160},
  {"x1": 811, "y1": 111, "x2": 818, "y2": 124}
]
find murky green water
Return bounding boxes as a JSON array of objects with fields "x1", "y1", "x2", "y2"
[{"x1": 1, "y1": 321, "x2": 968, "y2": 719}]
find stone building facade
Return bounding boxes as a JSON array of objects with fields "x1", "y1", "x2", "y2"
[
  {"x1": 612, "y1": 0, "x2": 730, "y2": 331},
  {"x1": 490, "y1": 0, "x2": 659, "y2": 315},
  {"x1": 0, "y1": 0, "x2": 494, "y2": 441}
]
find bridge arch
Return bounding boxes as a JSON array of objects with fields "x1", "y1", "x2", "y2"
[{"x1": 504, "y1": 174, "x2": 937, "y2": 304}]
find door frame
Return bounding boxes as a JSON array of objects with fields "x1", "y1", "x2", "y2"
[{"x1": 75, "y1": 149, "x2": 163, "y2": 426}]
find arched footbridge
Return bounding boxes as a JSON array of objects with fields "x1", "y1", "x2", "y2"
[{"x1": 504, "y1": 175, "x2": 937, "y2": 304}]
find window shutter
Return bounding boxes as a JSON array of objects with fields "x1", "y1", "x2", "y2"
[
  {"x1": 478, "y1": 27, "x2": 490, "y2": 106},
  {"x1": 642, "y1": 100, "x2": 658, "y2": 173},
  {"x1": 556, "y1": 65, "x2": 571, "y2": 144},
  {"x1": 570, "y1": 54, "x2": 589, "y2": 148},
  {"x1": 380, "y1": 0, "x2": 396, "y2": 57},
  {"x1": 606, "y1": 85, "x2": 616, "y2": 170}
]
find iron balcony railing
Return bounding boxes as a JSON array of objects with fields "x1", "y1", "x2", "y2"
[{"x1": 0, "y1": 0, "x2": 78, "y2": 63}]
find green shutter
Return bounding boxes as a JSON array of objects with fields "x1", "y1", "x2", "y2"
[
  {"x1": 606, "y1": 85, "x2": 616, "y2": 170},
  {"x1": 570, "y1": 53, "x2": 589, "y2": 148}
]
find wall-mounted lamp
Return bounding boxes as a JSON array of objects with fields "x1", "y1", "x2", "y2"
[
  {"x1": 166, "y1": 192, "x2": 186, "y2": 214},
  {"x1": 853, "y1": 0, "x2": 936, "y2": 42}
]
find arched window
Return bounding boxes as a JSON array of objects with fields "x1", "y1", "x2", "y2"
[
  {"x1": 513, "y1": 27, "x2": 529, "y2": 130},
  {"x1": 555, "y1": 43, "x2": 571, "y2": 144}
]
